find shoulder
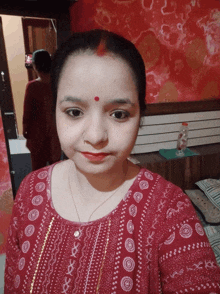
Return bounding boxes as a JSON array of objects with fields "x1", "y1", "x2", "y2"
[
  {"x1": 15, "y1": 164, "x2": 56, "y2": 204},
  {"x1": 139, "y1": 167, "x2": 184, "y2": 194},
  {"x1": 10, "y1": 164, "x2": 58, "y2": 235},
  {"x1": 13, "y1": 163, "x2": 62, "y2": 218},
  {"x1": 26, "y1": 79, "x2": 37, "y2": 87},
  {"x1": 131, "y1": 167, "x2": 199, "y2": 237},
  {"x1": 133, "y1": 167, "x2": 193, "y2": 218},
  {"x1": 20, "y1": 164, "x2": 53, "y2": 183},
  {"x1": 135, "y1": 167, "x2": 180, "y2": 196},
  {"x1": 25, "y1": 79, "x2": 40, "y2": 91}
]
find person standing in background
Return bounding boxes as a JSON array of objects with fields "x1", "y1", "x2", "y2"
[{"x1": 23, "y1": 49, "x2": 61, "y2": 170}]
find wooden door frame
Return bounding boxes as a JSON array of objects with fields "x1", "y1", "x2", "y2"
[
  {"x1": 0, "y1": 17, "x2": 17, "y2": 134},
  {"x1": 0, "y1": 1, "x2": 75, "y2": 46},
  {"x1": 0, "y1": 17, "x2": 17, "y2": 196}
]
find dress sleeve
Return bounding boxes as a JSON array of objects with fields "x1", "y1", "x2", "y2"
[
  {"x1": 4, "y1": 174, "x2": 31, "y2": 293},
  {"x1": 158, "y1": 186, "x2": 220, "y2": 293}
]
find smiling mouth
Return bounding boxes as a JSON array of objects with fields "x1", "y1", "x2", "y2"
[{"x1": 81, "y1": 152, "x2": 110, "y2": 161}]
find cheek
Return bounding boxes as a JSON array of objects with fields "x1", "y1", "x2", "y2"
[
  {"x1": 111, "y1": 123, "x2": 139, "y2": 149},
  {"x1": 57, "y1": 125, "x2": 76, "y2": 146},
  {"x1": 56, "y1": 115, "x2": 72, "y2": 144},
  {"x1": 56, "y1": 110, "x2": 72, "y2": 133},
  {"x1": 56, "y1": 115, "x2": 65, "y2": 140},
  {"x1": 56, "y1": 117, "x2": 83, "y2": 150}
]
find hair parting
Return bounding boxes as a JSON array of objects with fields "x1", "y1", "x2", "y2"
[{"x1": 96, "y1": 38, "x2": 107, "y2": 57}]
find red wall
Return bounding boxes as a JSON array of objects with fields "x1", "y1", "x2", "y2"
[
  {"x1": 0, "y1": 113, "x2": 13, "y2": 254},
  {"x1": 69, "y1": 0, "x2": 220, "y2": 104}
]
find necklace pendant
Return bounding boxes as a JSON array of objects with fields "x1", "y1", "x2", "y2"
[{"x1": 74, "y1": 230, "x2": 80, "y2": 238}]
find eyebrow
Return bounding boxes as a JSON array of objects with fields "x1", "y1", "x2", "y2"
[
  {"x1": 59, "y1": 96, "x2": 83, "y2": 104},
  {"x1": 107, "y1": 98, "x2": 136, "y2": 107}
]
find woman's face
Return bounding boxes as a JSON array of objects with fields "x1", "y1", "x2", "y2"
[{"x1": 56, "y1": 52, "x2": 140, "y2": 176}]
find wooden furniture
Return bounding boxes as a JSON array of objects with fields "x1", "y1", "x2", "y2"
[{"x1": 133, "y1": 143, "x2": 220, "y2": 190}]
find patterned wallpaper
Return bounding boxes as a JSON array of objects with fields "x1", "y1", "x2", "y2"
[
  {"x1": 70, "y1": 0, "x2": 220, "y2": 104},
  {"x1": 0, "y1": 113, "x2": 13, "y2": 254}
]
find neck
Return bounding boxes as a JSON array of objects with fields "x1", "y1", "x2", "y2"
[
  {"x1": 67, "y1": 159, "x2": 140, "y2": 222},
  {"x1": 36, "y1": 72, "x2": 50, "y2": 84},
  {"x1": 78, "y1": 161, "x2": 129, "y2": 192}
]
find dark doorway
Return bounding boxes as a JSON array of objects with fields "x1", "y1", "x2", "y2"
[{"x1": 0, "y1": 2, "x2": 74, "y2": 197}]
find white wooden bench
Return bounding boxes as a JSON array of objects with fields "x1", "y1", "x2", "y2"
[{"x1": 132, "y1": 110, "x2": 220, "y2": 154}]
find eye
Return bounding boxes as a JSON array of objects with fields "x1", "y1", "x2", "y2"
[
  {"x1": 111, "y1": 110, "x2": 130, "y2": 120},
  {"x1": 66, "y1": 108, "x2": 83, "y2": 118}
]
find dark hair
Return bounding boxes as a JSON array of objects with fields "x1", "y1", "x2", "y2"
[
  {"x1": 51, "y1": 29, "x2": 146, "y2": 116},
  {"x1": 32, "y1": 49, "x2": 51, "y2": 73}
]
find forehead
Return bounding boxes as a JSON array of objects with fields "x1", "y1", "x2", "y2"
[
  {"x1": 59, "y1": 51, "x2": 136, "y2": 82},
  {"x1": 57, "y1": 52, "x2": 138, "y2": 97}
]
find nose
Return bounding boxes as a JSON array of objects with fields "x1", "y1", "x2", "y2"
[{"x1": 83, "y1": 115, "x2": 108, "y2": 147}]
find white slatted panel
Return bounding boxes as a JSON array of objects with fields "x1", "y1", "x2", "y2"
[
  {"x1": 9, "y1": 138, "x2": 30, "y2": 154},
  {"x1": 132, "y1": 110, "x2": 220, "y2": 154}
]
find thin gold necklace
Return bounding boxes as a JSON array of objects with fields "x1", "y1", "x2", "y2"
[{"x1": 68, "y1": 163, "x2": 127, "y2": 226}]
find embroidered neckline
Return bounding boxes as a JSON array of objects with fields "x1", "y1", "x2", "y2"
[{"x1": 45, "y1": 162, "x2": 145, "y2": 226}]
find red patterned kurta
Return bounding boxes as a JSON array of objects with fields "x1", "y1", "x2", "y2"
[{"x1": 4, "y1": 163, "x2": 220, "y2": 293}]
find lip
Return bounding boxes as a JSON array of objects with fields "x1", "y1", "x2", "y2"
[{"x1": 81, "y1": 152, "x2": 110, "y2": 162}]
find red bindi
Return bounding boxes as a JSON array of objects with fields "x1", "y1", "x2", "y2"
[{"x1": 94, "y1": 96, "x2": 100, "y2": 101}]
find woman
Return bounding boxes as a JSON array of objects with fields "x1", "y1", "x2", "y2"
[
  {"x1": 23, "y1": 49, "x2": 61, "y2": 170},
  {"x1": 5, "y1": 29, "x2": 220, "y2": 293}
]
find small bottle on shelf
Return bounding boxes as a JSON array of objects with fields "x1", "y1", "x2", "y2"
[{"x1": 176, "y1": 122, "x2": 188, "y2": 157}]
